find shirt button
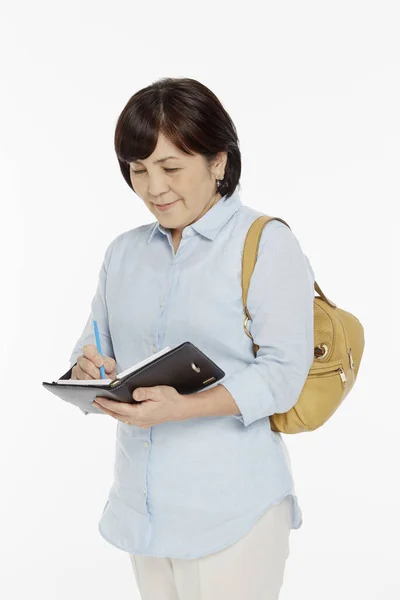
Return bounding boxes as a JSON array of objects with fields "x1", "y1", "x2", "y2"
[
  {"x1": 144, "y1": 442, "x2": 149, "y2": 448},
  {"x1": 142, "y1": 488, "x2": 146, "y2": 495},
  {"x1": 152, "y1": 345, "x2": 157, "y2": 352}
]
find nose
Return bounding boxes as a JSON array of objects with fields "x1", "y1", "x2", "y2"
[{"x1": 147, "y1": 173, "x2": 170, "y2": 197}]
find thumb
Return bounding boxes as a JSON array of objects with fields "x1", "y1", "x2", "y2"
[{"x1": 132, "y1": 387, "x2": 151, "y2": 401}]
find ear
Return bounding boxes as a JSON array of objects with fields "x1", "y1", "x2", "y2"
[{"x1": 215, "y1": 151, "x2": 228, "y2": 173}]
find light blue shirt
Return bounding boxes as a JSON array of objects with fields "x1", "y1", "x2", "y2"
[{"x1": 66, "y1": 188, "x2": 315, "y2": 559}]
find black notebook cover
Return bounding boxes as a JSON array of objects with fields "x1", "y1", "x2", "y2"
[{"x1": 42, "y1": 341, "x2": 225, "y2": 415}]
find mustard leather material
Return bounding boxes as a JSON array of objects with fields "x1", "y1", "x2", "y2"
[{"x1": 242, "y1": 216, "x2": 365, "y2": 433}]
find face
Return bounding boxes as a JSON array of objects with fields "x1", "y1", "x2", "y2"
[{"x1": 129, "y1": 131, "x2": 227, "y2": 236}]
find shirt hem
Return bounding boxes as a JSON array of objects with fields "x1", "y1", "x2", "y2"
[{"x1": 97, "y1": 491, "x2": 302, "y2": 559}]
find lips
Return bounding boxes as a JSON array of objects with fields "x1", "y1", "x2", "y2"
[
  {"x1": 155, "y1": 200, "x2": 179, "y2": 206},
  {"x1": 154, "y1": 199, "x2": 181, "y2": 211}
]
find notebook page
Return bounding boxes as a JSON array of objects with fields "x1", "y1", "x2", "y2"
[
  {"x1": 116, "y1": 346, "x2": 171, "y2": 379},
  {"x1": 56, "y1": 378, "x2": 112, "y2": 385}
]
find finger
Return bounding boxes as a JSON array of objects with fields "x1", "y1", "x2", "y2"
[
  {"x1": 83, "y1": 345, "x2": 116, "y2": 376},
  {"x1": 76, "y1": 355, "x2": 99, "y2": 379},
  {"x1": 83, "y1": 344, "x2": 104, "y2": 368},
  {"x1": 73, "y1": 359, "x2": 93, "y2": 380},
  {"x1": 94, "y1": 397, "x2": 134, "y2": 417},
  {"x1": 103, "y1": 356, "x2": 116, "y2": 374},
  {"x1": 92, "y1": 402, "x2": 118, "y2": 419}
]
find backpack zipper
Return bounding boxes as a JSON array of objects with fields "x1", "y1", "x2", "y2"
[
  {"x1": 337, "y1": 367, "x2": 348, "y2": 386},
  {"x1": 348, "y1": 347, "x2": 355, "y2": 370},
  {"x1": 309, "y1": 366, "x2": 348, "y2": 387}
]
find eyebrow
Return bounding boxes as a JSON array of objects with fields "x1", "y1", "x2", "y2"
[{"x1": 132, "y1": 155, "x2": 182, "y2": 165}]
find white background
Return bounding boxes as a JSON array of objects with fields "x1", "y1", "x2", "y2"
[{"x1": 1, "y1": 1, "x2": 398, "y2": 599}]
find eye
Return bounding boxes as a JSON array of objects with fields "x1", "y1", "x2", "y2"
[{"x1": 132, "y1": 168, "x2": 180, "y2": 175}]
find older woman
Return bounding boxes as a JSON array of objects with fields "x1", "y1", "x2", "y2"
[{"x1": 68, "y1": 77, "x2": 315, "y2": 600}]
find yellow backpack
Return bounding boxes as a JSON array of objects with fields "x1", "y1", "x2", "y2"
[{"x1": 242, "y1": 216, "x2": 365, "y2": 434}]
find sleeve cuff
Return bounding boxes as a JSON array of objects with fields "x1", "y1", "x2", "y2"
[{"x1": 221, "y1": 362, "x2": 284, "y2": 427}]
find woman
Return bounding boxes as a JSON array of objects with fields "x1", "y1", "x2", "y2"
[{"x1": 67, "y1": 77, "x2": 315, "y2": 600}]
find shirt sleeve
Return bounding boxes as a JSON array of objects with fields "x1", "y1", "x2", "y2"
[
  {"x1": 61, "y1": 238, "x2": 117, "y2": 415},
  {"x1": 221, "y1": 222, "x2": 315, "y2": 427}
]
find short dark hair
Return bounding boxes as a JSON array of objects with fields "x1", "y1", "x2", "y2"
[{"x1": 114, "y1": 77, "x2": 242, "y2": 199}]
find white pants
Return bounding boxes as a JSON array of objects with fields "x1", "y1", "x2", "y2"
[{"x1": 129, "y1": 495, "x2": 292, "y2": 600}]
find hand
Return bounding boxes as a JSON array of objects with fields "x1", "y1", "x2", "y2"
[
  {"x1": 93, "y1": 385, "x2": 188, "y2": 428},
  {"x1": 71, "y1": 344, "x2": 117, "y2": 381}
]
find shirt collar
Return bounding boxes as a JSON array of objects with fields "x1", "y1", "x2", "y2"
[{"x1": 147, "y1": 188, "x2": 242, "y2": 244}]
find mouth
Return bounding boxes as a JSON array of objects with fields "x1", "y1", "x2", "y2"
[{"x1": 154, "y1": 199, "x2": 181, "y2": 211}]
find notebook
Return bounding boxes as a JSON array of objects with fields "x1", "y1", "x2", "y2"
[
  {"x1": 55, "y1": 346, "x2": 172, "y2": 385},
  {"x1": 42, "y1": 341, "x2": 225, "y2": 416}
]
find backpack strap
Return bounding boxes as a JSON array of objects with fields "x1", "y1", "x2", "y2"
[{"x1": 242, "y1": 215, "x2": 336, "y2": 344}]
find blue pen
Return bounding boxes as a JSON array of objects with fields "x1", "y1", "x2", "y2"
[{"x1": 93, "y1": 319, "x2": 106, "y2": 379}]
